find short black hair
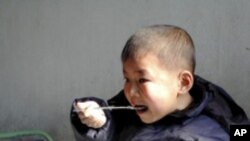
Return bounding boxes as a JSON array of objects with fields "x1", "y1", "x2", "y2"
[{"x1": 121, "y1": 25, "x2": 196, "y2": 74}]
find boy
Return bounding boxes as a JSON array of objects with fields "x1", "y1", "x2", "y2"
[{"x1": 70, "y1": 25, "x2": 249, "y2": 141}]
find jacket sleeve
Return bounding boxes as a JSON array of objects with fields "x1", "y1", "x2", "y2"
[{"x1": 70, "y1": 97, "x2": 114, "y2": 141}]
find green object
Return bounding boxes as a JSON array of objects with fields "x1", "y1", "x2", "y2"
[{"x1": 0, "y1": 130, "x2": 53, "y2": 141}]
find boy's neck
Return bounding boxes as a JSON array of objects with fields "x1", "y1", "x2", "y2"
[{"x1": 176, "y1": 92, "x2": 193, "y2": 111}]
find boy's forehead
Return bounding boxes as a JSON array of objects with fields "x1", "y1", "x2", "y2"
[
  {"x1": 122, "y1": 53, "x2": 166, "y2": 74},
  {"x1": 123, "y1": 67, "x2": 148, "y2": 75}
]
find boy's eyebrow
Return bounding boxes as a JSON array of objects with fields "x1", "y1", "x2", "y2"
[
  {"x1": 137, "y1": 69, "x2": 148, "y2": 75},
  {"x1": 123, "y1": 69, "x2": 149, "y2": 75}
]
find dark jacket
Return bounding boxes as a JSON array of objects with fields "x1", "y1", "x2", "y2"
[{"x1": 70, "y1": 75, "x2": 249, "y2": 141}]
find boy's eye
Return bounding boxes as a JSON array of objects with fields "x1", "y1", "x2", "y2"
[{"x1": 139, "y1": 78, "x2": 148, "y2": 83}]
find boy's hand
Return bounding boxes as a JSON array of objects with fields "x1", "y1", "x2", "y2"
[{"x1": 74, "y1": 101, "x2": 107, "y2": 128}]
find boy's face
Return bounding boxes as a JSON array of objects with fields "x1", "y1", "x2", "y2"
[{"x1": 123, "y1": 52, "x2": 180, "y2": 124}]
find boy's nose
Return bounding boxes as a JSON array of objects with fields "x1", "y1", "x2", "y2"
[{"x1": 129, "y1": 84, "x2": 140, "y2": 97}]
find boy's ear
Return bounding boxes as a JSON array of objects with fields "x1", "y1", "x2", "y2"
[{"x1": 178, "y1": 70, "x2": 194, "y2": 94}]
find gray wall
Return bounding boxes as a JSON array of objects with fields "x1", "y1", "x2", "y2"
[{"x1": 0, "y1": 0, "x2": 249, "y2": 140}]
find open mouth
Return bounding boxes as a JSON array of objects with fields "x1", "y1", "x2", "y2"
[{"x1": 134, "y1": 105, "x2": 148, "y2": 113}]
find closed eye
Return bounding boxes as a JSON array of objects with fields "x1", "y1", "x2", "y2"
[{"x1": 138, "y1": 78, "x2": 148, "y2": 83}]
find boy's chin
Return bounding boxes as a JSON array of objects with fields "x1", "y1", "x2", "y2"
[
  {"x1": 138, "y1": 113, "x2": 160, "y2": 124},
  {"x1": 140, "y1": 117, "x2": 158, "y2": 124}
]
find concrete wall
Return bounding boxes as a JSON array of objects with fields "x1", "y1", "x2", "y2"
[{"x1": 0, "y1": 0, "x2": 249, "y2": 140}]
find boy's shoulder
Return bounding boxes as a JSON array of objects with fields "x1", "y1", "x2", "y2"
[
  {"x1": 174, "y1": 114, "x2": 229, "y2": 141},
  {"x1": 114, "y1": 113, "x2": 229, "y2": 141},
  {"x1": 192, "y1": 75, "x2": 249, "y2": 131}
]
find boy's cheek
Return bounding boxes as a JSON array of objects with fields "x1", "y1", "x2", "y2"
[{"x1": 123, "y1": 90, "x2": 132, "y2": 103}]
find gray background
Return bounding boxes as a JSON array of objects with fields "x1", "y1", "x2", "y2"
[{"x1": 0, "y1": 0, "x2": 249, "y2": 140}]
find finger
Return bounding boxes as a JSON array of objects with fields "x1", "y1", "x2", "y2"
[
  {"x1": 74, "y1": 102, "x2": 91, "y2": 115},
  {"x1": 85, "y1": 114, "x2": 103, "y2": 125},
  {"x1": 83, "y1": 105, "x2": 99, "y2": 117},
  {"x1": 73, "y1": 101, "x2": 87, "y2": 113},
  {"x1": 78, "y1": 101, "x2": 97, "y2": 108},
  {"x1": 82, "y1": 115, "x2": 106, "y2": 128},
  {"x1": 87, "y1": 117, "x2": 105, "y2": 128},
  {"x1": 80, "y1": 117, "x2": 88, "y2": 125},
  {"x1": 78, "y1": 112, "x2": 86, "y2": 119},
  {"x1": 88, "y1": 120, "x2": 101, "y2": 128},
  {"x1": 77, "y1": 101, "x2": 100, "y2": 113},
  {"x1": 81, "y1": 117, "x2": 95, "y2": 125},
  {"x1": 76, "y1": 102, "x2": 89, "y2": 111}
]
